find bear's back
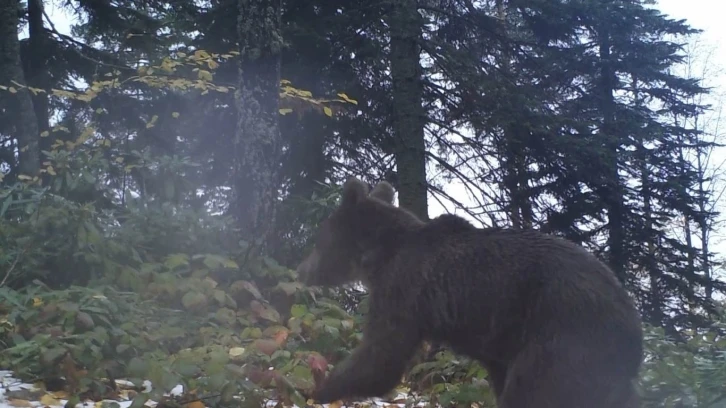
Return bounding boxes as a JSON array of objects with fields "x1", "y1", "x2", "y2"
[{"x1": 377, "y1": 215, "x2": 642, "y2": 372}]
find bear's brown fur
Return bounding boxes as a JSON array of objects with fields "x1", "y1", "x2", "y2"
[{"x1": 297, "y1": 177, "x2": 644, "y2": 408}]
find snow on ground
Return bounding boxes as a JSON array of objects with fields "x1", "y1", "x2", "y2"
[{"x1": 0, "y1": 369, "x2": 426, "y2": 408}]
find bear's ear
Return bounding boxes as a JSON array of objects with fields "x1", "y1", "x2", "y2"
[
  {"x1": 369, "y1": 181, "x2": 395, "y2": 204},
  {"x1": 341, "y1": 177, "x2": 369, "y2": 206}
]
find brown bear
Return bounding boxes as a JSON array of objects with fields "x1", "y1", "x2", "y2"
[{"x1": 296, "y1": 177, "x2": 644, "y2": 408}]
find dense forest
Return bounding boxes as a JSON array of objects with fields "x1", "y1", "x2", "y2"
[{"x1": 1, "y1": 0, "x2": 726, "y2": 407}]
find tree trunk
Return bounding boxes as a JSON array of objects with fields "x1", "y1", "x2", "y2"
[
  {"x1": 387, "y1": 0, "x2": 428, "y2": 220},
  {"x1": 496, "y1": 0, "x2": 532, "y2": 229},
  {"x1": 0, "y1": 0, "x2": 40, "y2": 177},
  {"x1": 639, "y1": 149, "x2": 663, "y2": 326},
  {"x1": 25, "y1": 0, "x2": 50, "y2": 169},
  {"x1": 597, "y1": 27, "x2": 626, "y2": 283},
  {"x1": 695, "y1": 147, "x2": 713, "y2": 300},
  {"x1": 234, "y1": 0, "x2": 283, "y2": 253}
]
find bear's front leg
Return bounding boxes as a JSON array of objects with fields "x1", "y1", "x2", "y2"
[{"x1": 312, "y1": 317, "x2": 421, "y2": 404}]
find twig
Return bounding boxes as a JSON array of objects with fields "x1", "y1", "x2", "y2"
[{"x1": 0, "y1": 243, "x2": 30, "y2": 287}]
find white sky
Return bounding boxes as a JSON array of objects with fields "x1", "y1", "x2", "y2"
[{"x1": 38, "y1": 1, "x2": 726, "y2": 269}]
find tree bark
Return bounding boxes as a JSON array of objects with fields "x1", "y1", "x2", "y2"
[
  {"x1": 234, "y1": 0, "x2": 283, "y2": 253},
  {"x1": 387, "y1": 0, "x2": 428, "y2": 220},
  {"x1": 25, "y1": 0, "x2": 50, "y2": 165},
  {"x1": 0, "y1": 0, "x2": 40, "y2": 177}
]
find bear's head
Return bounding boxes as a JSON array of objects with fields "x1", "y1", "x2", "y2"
[{"x1": 296, "y1": 177, "x2": 418, "y2": 287}]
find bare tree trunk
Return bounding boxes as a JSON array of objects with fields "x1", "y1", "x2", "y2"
[
  {"x1": 234, "y1": 0, "x2": 283, "y2": 253},
  {"x1": 387, "y1": 0, "x2": 428, "y2": 220},
  {"x1": 0, "y1": 0, "x2": 39, "y2": 177}
]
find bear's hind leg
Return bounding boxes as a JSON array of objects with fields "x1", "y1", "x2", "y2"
[{"x1": 497, "y1": 342, "x2": 638, "y2": 408}]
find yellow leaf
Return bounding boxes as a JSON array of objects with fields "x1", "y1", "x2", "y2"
[
  {"x1": 186, "y1": 401, "x2": 205, "y2": 408},
  {"x1": 194, "y1": 50, "x2": 212, "y2": 60},
  {"x1": 279, "y1": 108, "x2": 293, "y2": 115},
  {"x1": 337, "y1": 92, "x2": 358, "y2": 105},
  {"x1": 32, "y1": 297, "x2": 43, "y2": 307},
  {"x1": 115, "y1": 157, "x2": 124, "y2": 163},
  {"x1": 223, "y1": 259, "x2": 238, "y2": 269},
  {"x1": 7, "y1": 398, "x2": 33, "y2": 407},
  {"x1": 172, "y1": 112, "x2": 180, "y2": 118},
  {"x1": 18, "y1": 175, "x2": 32, "y2": 181},
  {"x1": 40, "y1": 131, "x2": 49, "y2": 137},
  {"x1": 228, "y1": 347, "x2": 245, "y2": 357},
  {"x1": 323, "y1": 106, "x2": 333, "y2": 117},
  {"x1": 146, "y1": 114, "x2": 159, "y2": 128},
  {"x1": 77, "y1": 126, "x2": 95, "y2": 143},
  {"x1": 40, "y1": 394, "x2": 61, "y2": 406},
  {"x1": 197, "y1": 70, "x2": 213, "y2": 81},
  {"x1": 50, "y1": 390, "x2": 70, "y2": 399},
  {"x1": 46, "y1": 166, "x2": 56, "y2": 176}
]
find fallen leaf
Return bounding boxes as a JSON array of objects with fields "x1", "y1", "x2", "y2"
[
  {"x1": 253, "y1": 339, "x2": 279, "y2": 356},
  {"x1": 40, "y1": 393, "x2": 61, "y2": 406},
  {"x1": 307, "y1": 352, "x2": 328, "y2": 373},
  {"x1": 273, "y1": 328, "x2": 289, "y2": 345},
  {"x1": 250, "y1": 300, "x2": 281, "y2": 322},
  {"x1": 276, "y1": 281, "x2": 303, "y2": 296},
  {"x1": 50, "y1": 390, "x2": 70, "y2": 399},
  {"x1": 7, "y1": 399, "x2": 33, "y2": 407}
]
